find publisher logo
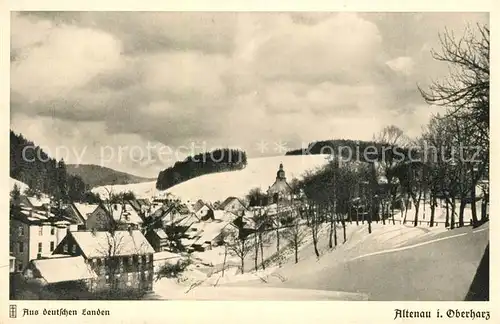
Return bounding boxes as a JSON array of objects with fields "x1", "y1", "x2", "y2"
[{"x1": 9, "y1": 305, "x2": 17, "y2": 318}]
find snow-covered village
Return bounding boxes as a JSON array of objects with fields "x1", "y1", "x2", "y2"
[{"x1": 9, "y1": 12, "x2": 489, "y2": 302}]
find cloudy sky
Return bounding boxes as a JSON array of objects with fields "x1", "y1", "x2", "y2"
[{"x1": 10, "y1": 12, "x2": 488, "y2": 177}]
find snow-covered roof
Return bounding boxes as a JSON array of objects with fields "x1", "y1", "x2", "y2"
[
  {"x1": 71, "y1": 230, "x2": 154, "y2": 258},
  {"x1": 73, "y1": 203, "x2": 100, "y2": 221},
  {"x1": 219, "y1": 196, "x2": 246, "y2": 210},
  {"x1": 213, "y1": 210, "x2": 238, "y2": 223},
  {"x1": 194, "y1": 220, "x2": 232, "y2": 244},
  {"x1": 153, "y1": 228, "x2": 167, "y2": 239},
  {"x1": 14, "y1": 207, "x2": 57, "y2": 224},
  {"x1": 31, "y1": 256, "x2": 97, "y2": 284},
  {"x1": 106, "y1": 203, "x2": 143, "y2": 225},
  {"x1": 26, "y1": 196, "x2": 51, "y2": 208}
]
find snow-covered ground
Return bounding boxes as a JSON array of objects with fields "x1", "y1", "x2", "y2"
[
  {"x1": 10, "y1": 177, "x2": 29, "y2": 193},
  {"x1": 150, "y1": 219, "x2": 452, "y2": 300},
  {"x1": 151, "y1": 278, "x2": 368, "y2": 300},
  {"x1": 394, "y1": 200, "x2": 483, "y2": 225},
  {"x1": 92, "y1": 155, "x2": 330, "y2": 201}
]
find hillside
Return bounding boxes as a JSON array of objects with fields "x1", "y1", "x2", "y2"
[
  {"x1": 156, "y1": 148, "x2": 248, "y2": 191},
  {"x1": 92, "y1": 155, "x2": 330, "y2": 202},
  {"x1": 10, "y1": 177, "x2": 29, "y2": 193},
  {"x1": 66, "y1": 164, "x2": 155, "y2": 189}
]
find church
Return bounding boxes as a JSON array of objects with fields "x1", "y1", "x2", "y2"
[{"x1": 267, "y1": 163, "x2": 293, "y2": 204}]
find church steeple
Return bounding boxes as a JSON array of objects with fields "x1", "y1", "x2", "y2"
[{"x1": 276, "y1": 162, "x2": 286, "y2": 181}]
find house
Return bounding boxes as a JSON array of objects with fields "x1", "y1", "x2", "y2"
[
  {"x1": 160, "y1": 204, "x2": 195, "y2": 227},
  {"x1": 67, "y1": 203, "x2": 102, "y2": 230},
  {"x1": 10, "y1": 203, "x2": 76, "y2": 273},
  {"x1": 219, "y1": 196, "x2": 247, "y2": 215},
  {"x1": 105, "y1": 203, "x2": 144, "y2": 230},
  {"x1": 193, "y1": 200, "x2": 214, "y2": 220},
  {"x1": 23, "y1": 255, "x2": 97, "y2": 290},
  {"x1": 128, "y1": 199, "x2": 152, "y2": 220},
  {"x1": 145, "y1": 228, "x2": 169, "y2": 252},
  {"x1": 190, "y1": 219, "x2": 235, "y2": 251},
  {"x1": 53, "y1": 230, "x2": 155, "y2": 292}
]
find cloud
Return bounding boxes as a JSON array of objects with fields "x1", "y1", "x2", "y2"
[
  {"x1": 11, "y1": 13, "x2": 125, "y2": 102},
  {"x1": 386, "y1": 56, "x2": 415, "y2": 76},
  {"x1": 10, "y1": 12, "x2": 488, "y2": 177},
  {"x1": 247, "y1": 13, "x2": 384, "y2": 83}
]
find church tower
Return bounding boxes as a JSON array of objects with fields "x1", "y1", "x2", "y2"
[
  {"x1": 276, "y1": 163, "x2": 286, "y2": 181},
  {"x1": 268, "y1": 162, "x2": 292, "y2": 203}
]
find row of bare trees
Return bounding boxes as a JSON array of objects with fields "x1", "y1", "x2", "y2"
[{"x1": 401, "y1": 23, "x2": 489, "y2": 229}]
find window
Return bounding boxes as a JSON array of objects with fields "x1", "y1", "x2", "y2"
[
  {"x1": 50, "y1": 241, "x2": 55, "y2": 252},
  {"x1": 63, "y1": 244, "x2": 68, "y2": 253},
  {"x1": 129, "y1": 256, "x2": 133, "y2": 266},
  {"x1": 38, "y1": 226, "x2": 43, "y2": 236},
  {"x1": 18, "y1": 226, "x2": 24, "y2": 236},
  {"x1": 141, "y1": 255, "x2": 146, "y2": 264},
  {"x1": 38, "y1": 242, "x2": 42, "y2": 253},
  {"x1": 17, "y1": 263, "x2": 23, "y2": 272},
  {"x1": 71, "y1": 245, "x2": 76, "y2": 254},
  {"x1": 50, "y1": 227, "x2": 55, "y2": 235},
  {"x1": 19, "y1": 242, "x2": 24, "y2": 253},
  {"x1": 128, "y1": 272, "x2": 133, "y2": 282},
  {"x1": 105, "y1": 275, "x2": 110, "y2": 283}
]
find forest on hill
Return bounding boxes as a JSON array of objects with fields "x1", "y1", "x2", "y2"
[
  {"x1": 156, "y1": 148, "x2": 248, "y2": 190},
  {"x1": 66, "y1": 164, "x2": 155, "y2": 189},
  {"x1": 10, "y1": 130, "x2": 96, "y2": 202}
]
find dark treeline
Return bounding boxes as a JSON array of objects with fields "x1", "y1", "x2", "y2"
[
  {"x1": 285, "y1": 139, "x2": 414, "y2": 163},
  {"x1": 156, "y1": 148, "x2": 248, "y2": 190},
  {"x1": 10, "y1": 130, "x2": 99, "y2": 203}
]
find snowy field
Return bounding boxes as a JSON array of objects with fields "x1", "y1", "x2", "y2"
[
  {"x1": 149, "y1": 219, "x2": 452, "y2": 300},
  {"x1": 92, "y1": 155, "x2": 330, "y2": 201}
]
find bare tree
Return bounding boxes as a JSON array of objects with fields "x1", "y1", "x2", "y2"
[
  {"x1": 374, "y1": 125, "x2": 408, "y2": 223},
  {"x1": 419, "y1": 24, "x2": 489, "y2": 228},
  {"x1": 283, "y1": 215, "x2": 307, "y2": 264},
  {"x1": 217, "y1": 228, "x2": 231, "y2": 277},
  {"x1": 226, "y1": 230, "x2": 252, "y2": 274},
  {"x1": 419, "y1": 24, "x2": 489, "y2": 146},
  {"x1": 308, "y1": 201, "x2": 321, "y2": 258}
]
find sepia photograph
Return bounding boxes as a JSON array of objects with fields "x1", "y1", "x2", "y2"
[{"x1": 9, "y1": 11, "x2": 489, "y2": 303}]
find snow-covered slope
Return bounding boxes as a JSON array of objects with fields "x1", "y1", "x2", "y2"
[
  {"x1": 10, "y1": 178, "x2": 29, "y2": 193},
  {"x1": 92, "y1": 155, "x2": 330, "y2": 202}
]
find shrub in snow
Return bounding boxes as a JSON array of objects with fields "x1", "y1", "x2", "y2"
[{"x1": 156, "y1": 258, "x2": 193, "y2": 280}]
